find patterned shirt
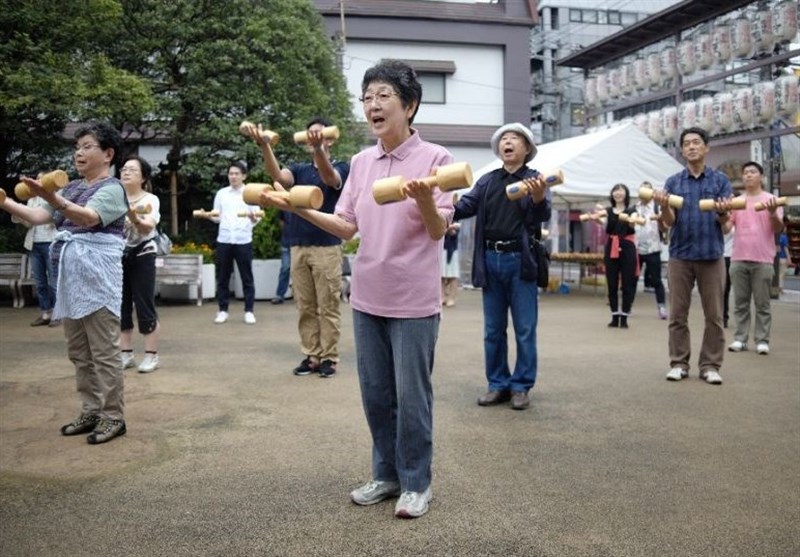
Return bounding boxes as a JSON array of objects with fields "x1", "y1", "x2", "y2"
[{"x1": 664, "y1": 166, "x2": 732, "y2": 261}]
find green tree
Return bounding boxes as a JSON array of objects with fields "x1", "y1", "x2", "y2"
[{"x1": 109, "y1": 0, "x2": 362, "y2": 243}]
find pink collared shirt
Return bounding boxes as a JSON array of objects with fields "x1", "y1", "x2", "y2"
[
  {"x1": 335, "y1": 130, "x2": 454, "y2": 318},
  {"x1": 730, "y1": 192, "x2": 784, "y2": 264}
]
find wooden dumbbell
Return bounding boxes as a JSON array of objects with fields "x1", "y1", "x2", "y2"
[
  {"x1": 755, "y1": 196, "x2": 788, "y2": 212},
  {"x1": 638, "y1": 186, "x2": 684, "y2": 210},
  {"x1": 130, "y1": 203, "x2": 152, "y2": 215},
  {"x1": 14, "y1": 170, "x2": 69, "y2": 201},
  {"x1": 237, "y1": 210, "x2": 265, "y2": 218},
  {"x1": 293, "y1": 126, "x2": 340, "y2": 144},
  {"x1": 372, "y1": 162, "x2": 473, "y2": 205},
  {"x1": 242, "y1": 183, "x2": 276, "y2": 206},
  {"x1": 266, "y1": 186, "x2": 323, "y2": 209},
  {"x1": 0, "y1": 189, "x2": 6, "y2": 204},
  {"x1": 540, "y1": 228, "x2": 550, "y2": 240},
  {"x1": 239, "y1": 120, "x2": 279, "y2": 146},
  {"x1": 505, "y1": 170, "x2": 564, "y2": 201},
  {"x1": 193, "y1": 209, "x2": 219, "y2": 218},
  {"x1": 619, "y1": 212, "x2": 646, "y2": 225},
  {"x1": 699, "y1": 197, "x2": 746, "y2": 211},
  {"x1": 579, "y1": 209, "x2": 606, "y2": 222}
]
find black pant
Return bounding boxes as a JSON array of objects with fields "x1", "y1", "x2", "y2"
[
  {"x1": 121, "y1": 246, "x2": 158, "y2": 334},
  {"x1": 216, "y1": 242, "x2": 255, "y2": 312},
  {"x1": 723, "y1": 256, "x2": 731, "y2": 323},
  {"x1": 639, "y1": 251, "x2": 665, "y2": 305},
  {"x1": 605, "y1": 239, "x2": 637, "y2": 315}
]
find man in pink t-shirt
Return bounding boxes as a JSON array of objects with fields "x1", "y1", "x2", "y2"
[{"x1": 724, "y1": 161, "x2": 784, "y2": 355}]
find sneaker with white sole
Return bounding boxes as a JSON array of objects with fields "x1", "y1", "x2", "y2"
[
  {"x1": 214, "y1": 311, "x2": 229, "y2": 324},
  {"x1": 658, "y1": 305, "x2": 667, "y2": 320},
  {"x1": 350, "y1": 480, "x2": 401, "y2": 506},
  {"x1": 666, "y1": 367, "x2": 688, "y2": 381},
  {"x1": 756, "y1": 342, "x2": 769, "y2": 355},
  {"x1": 701, "y1": 369, "x2": 723, "y2": 385},
  {"x1": 394, "y1": 487, "x2": 433, "y2": 519},
  {"x1": 244, "y1": 311, "x2": 256, "y2": 325},
  {"x1": 728, "y1": 340, "x2": 747, "y2": 352},
  {"x1": 121, "y1": 352, "x2": 137, "y2": 370},
  {"x1": 138, "y1": 353, "x2": 159, "y2": 373}
]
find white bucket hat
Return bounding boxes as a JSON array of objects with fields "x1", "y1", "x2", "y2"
[{"x1": 491, "y1": 123, "x2": 537, "y2": 163}]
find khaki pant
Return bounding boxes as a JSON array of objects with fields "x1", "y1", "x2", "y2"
[
  {"x1": 667, "y1": 258, "x2": 725, "y2": 373},
  {"x1": 290, "y1": 245, "x2": 342, "y2": 362},
  {"x1": 730, "y1": 261, "x2": 774, "y2": 345},
  {"x1": 63, "y1": 307, "x2": 125, "y2": 420}
]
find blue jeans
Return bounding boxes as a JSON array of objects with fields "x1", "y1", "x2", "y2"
[
  {"x1": 30, "y1": 242, "x2": 56, "y2": 312},
  {"x1": 482, "y1": 251, "x2": 539, "y2": 393},
  {"x1": 275, "y1": 245, "x2": 291, "y2": 298},
  {"x1": 352, "y1": 309, "x2": 439, "y2": 493}
]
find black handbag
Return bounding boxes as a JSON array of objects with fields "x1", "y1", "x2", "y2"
[{"x1": 532, "y1": 238, "x2": 550, "y2": 288}]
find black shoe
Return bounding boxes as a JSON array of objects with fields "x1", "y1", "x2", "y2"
[
  {"x1": 620, "y1": 315, "x2": 628, "y2": 329},
  {"x1": 270, "y1": 297, "x2": 284, "y2": 305},
  {"x1": 608, "y1": 314, "x2": 620, "y2": 328},
  {"x1": 87, "y1": 418, "x2": 126, "y2": 445},
  {"x1": 30, "y1": 315, "x2": 51, "y2": 327},
  {"x1": 318, "y1": 359, "x2": 337, "y2": 378},
  {"x1": 60, "y1": 414, "x2": 99, "y2": 436},
  {"x1": 293, "y1": 357, "x2": 318, "y2": 376}
]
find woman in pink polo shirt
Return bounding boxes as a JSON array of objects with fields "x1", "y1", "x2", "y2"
[{"x1": 259, "y1": 60, "x2": 454, "y2": 519}]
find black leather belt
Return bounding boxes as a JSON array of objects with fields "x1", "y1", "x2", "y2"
[{"x1": 485, "y1": 239, "x2": 521, "y2": 253}]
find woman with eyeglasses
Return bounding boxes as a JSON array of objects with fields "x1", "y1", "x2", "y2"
[
  {"x1": 258, "y1": 60, "x2": 453, "y2": 519},
  {"x1": 119, "y1": 155, "x2": 162, "y2": 373},
  {"x1": 1, "y1": 122, "x2": 129, "y2": 444}
]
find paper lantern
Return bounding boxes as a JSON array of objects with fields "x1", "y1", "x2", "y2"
[
  {"x1": 731, "y1": 17, "x2": 753, "y2": 58},
  {"x1": 633, "y1": 58, "x2": 648, "y2": 91},
  {"x1": 732, "y1": 87, "x2": 754, "y2": 129},
  {"x1": 647, "y1": 110, "x2": 664, "y2": 143},
  {"x1": 584, "y1": 76, "x2": 598, "y2": 108},
  {"x1": 647, "y1": 52, "x2": 662, "y2": 87},
  {"x1": 660, "y1": 46, "x2": 676, "y2": 81},
  {"x1": 619, "y1": 62, "x2": 634, "y2": 95},
  {"x1": 697, "y1": 96, "x2": 714, "y2": 130},
  {"x1": 712, "y1": 24, "x2": 732, "y2": 64},
  {"x1": 661, "y1": 106, "x2": 678, "y2": 142},
  {"x1": 754, "y1": 8, "x2": 775, "y2": 55},
  {"x1": 596, "y1": 72, "x2": 608, "y2": 104},
  {"x1": 678, "y1": 100, "x2": 698, "y2": 130},
  {"x1": 713, "y1": 92, "x2": 734, "y2": 132},
  {"x1": 774, "y1": 1, "x2": 798, "y2": 43},
  {"x1": 608, "y1": 68, "x2": 621, "y2": 99},
  {"x1": 694, "y1": 33, "x2": 713, "y2": 70},
  {"x1": 753, "y1": 81, "x2": 776, "y2": 123},
  {"x1": 775, "y1": 74, "x2": 799, "y2": 118},
  {"x1": 677, "y1": 39, "x2": 695, "y2": 76},
  {"x1": 633, "y1": 113, "x2": 648, "y2": 134}
]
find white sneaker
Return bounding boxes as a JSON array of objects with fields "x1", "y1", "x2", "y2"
[
  {"x1": 727, "y1": 340, "x2": 747, "y2": 352},
  {"x1": 666, "y1": 367, "x2": 688, "y2": 381},
  {"x1": 138, "y1": 353, "x2": 159, "y2": 373},
  {"x1": 394, "y1": 487, "x2": 433, "y2": 519},
  {"x1": 658, "y1": 305, "x2": 667, "y2": 320},
  {"x1": 214, "y1": 311, "x2": 229, "y2": 324},
  {"x1": 121, "y1": 352, "x2": 137, "y2": 370},
  {"x1": 756, "y1": 343, "x2": 769, "y2": 355},
  {"x1": 702, "y1": 369, "x2": 723, "y2": 385},
  {"x1": 244, "y1": 311, "x2": 256, "y2": 325},
  {"x1": 350, "y1": 480, "x2": 401, "y2": 506}
]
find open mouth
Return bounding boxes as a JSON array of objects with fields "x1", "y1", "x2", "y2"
[
  {"x1": 502, "y1": 147, "x2": 514, "y2": 156},
  {"x1": 371, "y1": 116, "x2": 385, "y2": 125}
]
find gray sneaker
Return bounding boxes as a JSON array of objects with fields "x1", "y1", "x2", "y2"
[
  {"x1": 87, "y1": 418, "x2": 127, "y2": 445},
  {"x1": 121, "y1": 352, "x2": 137, "y2": 370},
  {"x1": 138, "y1": 353, "x2": 159, "y2": 373},
  {"x1": 394, "y1": 487, "x2": 433, "y2": 519},
  {"x1": 350, "y1": 480, "x2": 401, "y2": 506},
  {"x1": 60, "y1": 414, "x2": 99, "y2": 436}
]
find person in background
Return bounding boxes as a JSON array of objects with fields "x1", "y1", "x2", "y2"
[
  {"x1": 272, "y1": 210, "x2": 293, "y2": 304},
  {"x1": 722, "y1": 226, "x2": 734, "y2": 328},
  {"x1": 777, "y1": 230, "x2": 791, "y2": 294},
  {"x1": 635, "y1": 182, "x2": 667, "y2": 320},
  {"x1": 724, "y1": 161, "x2": 784, "y2": 356},
  {"x1": 441, "y1": 214, "x2": 460, "y2": 307},
  {"x1": 256, "y1": 60, "x2": 451, "y2": 519},
  {"x1": 600, "y1": 183, "x2": 639, "y2": 329},
  {"x1": 119, "y1": 155, "x2": 161, "y2": 373},
  {"x1": 0, "y1": 122, "x2": 128, "y2": 444},
  {"x1": 454, "y1": 122, "x2": 551, "y2": 411},
  {"x1": 245, "y1": 118, "x2": 348, "y2": 379},
  {"x1": 12, "y1": 181, "x2": 58, "y2": 327},
  {"x1": 200, "y1": 161, "x2": 260, "y2": 325},
  {"x1": 653, "y1": 127, "x2": 732, "y2": 385}
]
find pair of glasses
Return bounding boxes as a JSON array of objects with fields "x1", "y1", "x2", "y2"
[
  {"x1": 74, "y1": 143, "x2": 101, "y2": 153},
  {"x1": 120, "y1": 167, "x2": 140, "y2": 174},
  {"x1": 358, "y1": 92, "x2": 398, "y2": 105}
]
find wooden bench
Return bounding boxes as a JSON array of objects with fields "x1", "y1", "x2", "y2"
[
  {"x1": 0, "y1": 253, "x2": 27, "y2": 308},
  {"x1": 155, "y1": 254, "x2": 204, "y2": 306}
]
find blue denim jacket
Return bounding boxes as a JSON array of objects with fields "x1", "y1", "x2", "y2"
[{"x1": 454, "y1": 166, "x2": 551, "y2": 287}]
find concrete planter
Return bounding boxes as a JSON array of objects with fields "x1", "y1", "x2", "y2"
[
  {"x1": 233, "y1": 259, "x2": 281, "y2": 300},
  {"x1": 158, "y1": 263, "x2": 216, "y2": 301}
]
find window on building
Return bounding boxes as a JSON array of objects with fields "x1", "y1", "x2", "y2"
[
  {"x1": 598, "y1": 11, "x2": 607, "y2": 24},
  {"x1": 418, "y1": 73, "x2": 446, "y2": 104},
  {"x1": 569, "y1": 9, "x2": 581, "y2": 22},
  {"x1": 621, "y1": 12, "x2": 637, "y2": 26},
  {"x1": 582, "y1": 10, "x2": 597, "y2": 24},
  {"x1": 551, "y1": 8, "x2": 559, "y2": 30},
  {"x1": 571, "y1": 103, "x2": 585, "y2": 127},
  {"x1": 607, "y1": 10, "x2": 621, "y2": 25}
]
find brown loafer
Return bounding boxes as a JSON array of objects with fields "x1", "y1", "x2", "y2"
[
  {"x1": 510, "y1": 391, "x2": 530, "y2": 410},
  {"x1": 477, "y1": 390, "x2": 511, "y2": 406}
]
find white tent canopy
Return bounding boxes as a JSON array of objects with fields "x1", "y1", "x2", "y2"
[{"x1": 471, "y1": 124, "x2": 684, "y2": 207}]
